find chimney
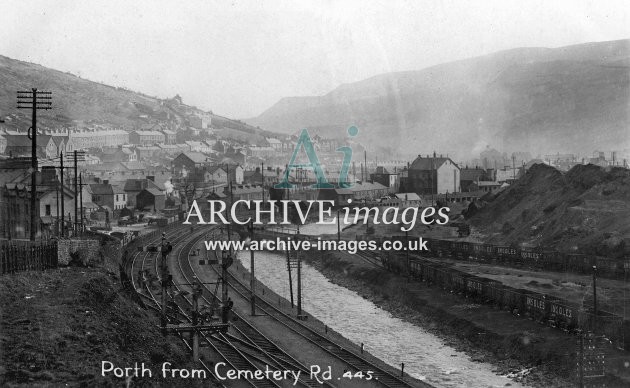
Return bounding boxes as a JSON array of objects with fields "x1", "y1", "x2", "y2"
[{"x1": 103, "y1": 179, "x2": 109, "y2": 185}]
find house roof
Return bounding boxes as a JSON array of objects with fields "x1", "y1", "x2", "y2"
[
  {"x1": 50, "y1": 136, "x2": 66, "y2": 147},
  {"x1": 460, "y1": 168, "x2": 487, "y2": 181},
  {"x1": 123, "y1": 178, "x2": 164, "y2": 192},
  {"x1": 5, "y1": 135, "x2": 32, "y2": 147},
  {"x1": 475, "y1": 181, "x2": 501, "y2": 187},
  {"x1": 394, "y1": 193, "x2": 421, "y2": 201},
  {"x1": 86, "y1": 162, "x2": 126, "y2": 172},
  {"x1": 243, "y1": 170, "x2": 262, "y2": 178},
  {"x1": 206, "y1": 165, "x2": 226, "y2": 174},
  {"x1": 373, "y1": 166, "x2": 393, "y2": 175},
  {"x1": 141, "y1": 187, "x2": 164, "y2": 197},
  {"x1": 177, "y1": 152, "x2": 208, "y2": 164},
  {"x1": 409, "y1": 156, "x2": 458, "y2": 171},
  {"x1": 206, "y1": 190, "x2": 227, "y2": 199},
  {"x1": 90, "y1": 183, "x2": 114, "y2": 195},
  {"x1": 334, "y1": 188, "x2": 353, "y2": 195},
  {"x1": 133, "y1": 130, "x2": 164, "y2": 137},
  {"x1": 121, "y1": 161, "x2": 147, "y2": 170},
  {"x1": 38, "y1": 135, "x2": 53, "y2": 146},
  {"x1": 158, "y1": 144, "x2": 179, "y2": 149},
  {"x1": 230, "y1": 185, "x2": 264, "y2": 195},
  {"x1": 350, "y1": 182, "x2": 388, "y2": 192}
]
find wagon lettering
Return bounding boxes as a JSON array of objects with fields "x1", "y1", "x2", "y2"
[
  {"x1": 550, "y1": 304, "x2": 572, "y2": 318},
  {"x1": 467, "y1": 281, "x2": 483, "y2": 293},
  {"x1": 497, "y1": 247, "x2": 516, "y2": 255},
  {"x1": 526, "y1": 297, "x2": 546, "y2": 310},
  {"x1": 520, "y1": 251, "x2": 542, "y2": 260}
]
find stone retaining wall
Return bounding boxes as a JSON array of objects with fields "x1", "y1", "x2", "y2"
[{"x1": 57, "y1": 239, "x2": 101, "y2": 266}]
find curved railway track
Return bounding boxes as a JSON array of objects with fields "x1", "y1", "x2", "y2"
[
  {"x1": 132, "y1": 228, "x2": 286, "y2": 387},
  {"x1": 123, "y1": 226, "x2": 225, "y2": 386},
  {"x1": 176, "y1": 231, "x2": 336, "y2": 388},
  {"x1": 127, "y1": 227, "x2": 429, "y2": 388}
]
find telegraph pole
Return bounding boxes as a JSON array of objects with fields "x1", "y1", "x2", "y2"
[
  {"x1": 79, "y1": 173, "x2": 84, "y2": 234},
  {"x1": 17, "y1": 89, "x2": 52, "y2": 240},
  {"x1": 296, "y1": 227, "x2": 305, "y2": 320},
  {"x1": 60, "y1": 152, "x2": 65, "y2": 237},
  {"x1": 55, "y1": 178, "x2": 60, "y2": 236},
  {"x1": 286, "y1": 244, "x2": 294, "y2": 308},
  {"x1": 512, "y1": 154, "x2": 516, "y2": 181},
  {"x1": 592, "y1": 265, "x2": 598, "y2": 333},
  {"x1": 74, "y1": 150, "x2": 78, "y2": 234},
  {"x1": 337, "y1": 208, "x2": 341, "y2": 241},
  {"x1": 364, "y1": 150, "x2": 367, "y2": 181}
]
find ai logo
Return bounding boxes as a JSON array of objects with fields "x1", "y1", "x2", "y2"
[{"x1": 275, "y1": 126, "x2": 358, "y2": 189}]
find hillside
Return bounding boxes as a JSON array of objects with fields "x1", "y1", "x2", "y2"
[
  {"x1": 0, "y1": 55, "x2": 270, "y2": 139},
  {"x1": 467, "y1": 163, "x2": 630, "y2": 257},
  {"x1": 248, "y1": 39, "x2": 630, "y2": 158}
]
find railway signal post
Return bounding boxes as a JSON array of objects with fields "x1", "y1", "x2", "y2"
[
  {"x1": 221, "y1": 249, "x2": 232, "y2": 323},
  {"x1": 191, "y1": 283, "x2": 202, "y2": 360},
  {"x1": 248, "y1": 221, "x2": 256, "y2": 316},
  {"x1": 160, "y1": 233, "x2": 173, "y2": 334}
]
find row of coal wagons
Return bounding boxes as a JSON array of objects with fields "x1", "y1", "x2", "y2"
[
  {"x1": 419, "y1": 239, "x2": 629, "y2": 278},
  {"x1": 407, "y1": 258, "x2": 580, "y2": 330}
]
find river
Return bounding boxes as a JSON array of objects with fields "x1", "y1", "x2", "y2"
[{"x1": 236, "y1": 250, "x2": 525, "y2": 388}]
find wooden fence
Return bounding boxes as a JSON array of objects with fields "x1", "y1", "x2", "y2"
[{"x1": 0, "y1": 240, "x2": 58, "y2": 274}]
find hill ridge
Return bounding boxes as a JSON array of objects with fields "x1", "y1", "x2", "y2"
[{"x1": 248, "y1": 39, "x2": 630, "y2": 159}]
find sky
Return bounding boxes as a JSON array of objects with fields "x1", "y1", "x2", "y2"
[{"x1": 0, "y1": 0, "x2": 628, "y2": 119}]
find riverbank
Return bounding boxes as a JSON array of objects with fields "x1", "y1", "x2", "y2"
[{"x1": 298, "y1": 249, "x2": 590, "y2": 387}]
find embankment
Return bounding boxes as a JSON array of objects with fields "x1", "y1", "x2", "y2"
[{"x1": 0, "y1": 239, "x2": 205, "y2": 387}]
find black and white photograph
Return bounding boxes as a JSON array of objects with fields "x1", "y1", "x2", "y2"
[{"x1": 0, "y1": 1, "x2": 629, "y2": 387}]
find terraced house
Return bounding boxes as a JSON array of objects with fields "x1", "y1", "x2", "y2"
[
  {"x1": 65, "y1": 129, "x2": 129, "y2": 151},
  {"x1": 129, "y1": 130, "x2": 165, "y2": 146}
]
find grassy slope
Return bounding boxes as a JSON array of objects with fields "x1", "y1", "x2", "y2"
[{"x1": 0, "y1": 243, "x2": 204, "y2": 387}]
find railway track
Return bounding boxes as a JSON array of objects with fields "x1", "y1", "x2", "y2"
[
  {"x1": 176, "y1": 231, "x2": 335, "y2": 388},
  {"x1": 130, "y1": 227, "x2": 287, "y2": 387},
  {"x1": 197, "y1": 233, "x2": 427, "y2": 388},
  {"x1": 123, "y1": 225, "x2": 225, "y2": 386},
  {"x1": 128, "y1": 228, "x2": 429, "y2": 387}
]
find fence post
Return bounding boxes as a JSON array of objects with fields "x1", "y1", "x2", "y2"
[{"x1": 1, "y1": 244, "x2": 4, "y2": 274}]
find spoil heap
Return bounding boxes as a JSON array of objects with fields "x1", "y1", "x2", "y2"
[{"x1": 468, "y1": 163, "x2": 630, "y2": 257}]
